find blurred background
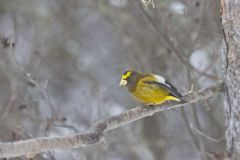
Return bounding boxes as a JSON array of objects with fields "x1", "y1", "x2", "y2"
[{"x1": 0, "y1": 0, "x2": 224, "y2": 160}]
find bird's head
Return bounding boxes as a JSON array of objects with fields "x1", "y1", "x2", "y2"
[{"x1": 119, "y1": 70, "x2": 138, "y2": 86}]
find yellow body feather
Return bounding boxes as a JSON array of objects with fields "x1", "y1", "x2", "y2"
[{"x1": 131, "y1": 76, "x2": 180, "y2": 104}]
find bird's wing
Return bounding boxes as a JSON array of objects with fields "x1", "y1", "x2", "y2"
[{"x1": 142, "y1": 74, "x2": 183, "y2": 99}]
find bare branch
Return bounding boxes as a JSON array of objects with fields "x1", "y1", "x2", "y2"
[
  {"x1": 0, "y1": 81, "x2": 224, "y2": 158},
  {"x1": 134, "y1": 0, "x2": 218, "y2": 80},
  {"x1": 190, "y1": 123, "x2": 225, "y2": 143}
]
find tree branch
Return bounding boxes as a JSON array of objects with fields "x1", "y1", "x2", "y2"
[{"x1": 0, "y1": 81, "x2": 224, "y2": 158}]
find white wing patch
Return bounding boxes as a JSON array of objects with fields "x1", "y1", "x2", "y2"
[
  {"x1": 152, "y1": 74, "x2": 171, "y2": 88},
  {"x1": 152, "y1": 74, "x2": 165, "y2": 83}
]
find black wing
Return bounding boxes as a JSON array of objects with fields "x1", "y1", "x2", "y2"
[{"x1": 143, "y1": 80, "x2": 183, "y2": 99}]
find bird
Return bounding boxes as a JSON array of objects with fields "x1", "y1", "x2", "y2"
[{"x1": 119, "y1": 70, "x2": 185, "y2": 105}]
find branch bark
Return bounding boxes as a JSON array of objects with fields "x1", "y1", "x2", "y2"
[
  {"x1": 221, "y1": 0, "x2": 240, "y2": 158},
  {"x1": 0, "y1": 82, "x2": 223, "y2": 158}
]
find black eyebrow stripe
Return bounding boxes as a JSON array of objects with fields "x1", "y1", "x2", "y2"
[{"x1": 123, "y1": 71, "x2": 129, "y2": 75}]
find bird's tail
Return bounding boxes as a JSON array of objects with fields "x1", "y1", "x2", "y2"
[
  {"x1": 167, "y1": 94, "x2": 186, "y2": 103},
  {"x1": 165, "y1": 95, "x2": 181, "y2": 102}
]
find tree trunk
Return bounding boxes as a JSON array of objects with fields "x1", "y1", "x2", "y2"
[{"x1": 221, "y1": 0, "x2": 240, "y2": 158}]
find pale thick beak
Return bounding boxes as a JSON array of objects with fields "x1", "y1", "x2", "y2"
[{"x1": 119, "y1": 79, "x2": 127, "y2": 86}]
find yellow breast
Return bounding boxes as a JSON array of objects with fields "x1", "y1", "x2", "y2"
[{"x1": 131, "y1": 76, "x2": 170, "y2": 105}]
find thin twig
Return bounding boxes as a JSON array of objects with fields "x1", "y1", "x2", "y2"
[
  {"x1": 134, "y1": 0, "x2": 218, "y2": 80},
  {"x1": 190, "y1": 123, "x2": 225, "y2": 143}
]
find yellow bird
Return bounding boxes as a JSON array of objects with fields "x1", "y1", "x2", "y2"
[{"x1": 119, "y1": 70, "x2": 184, "y2": 105}]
